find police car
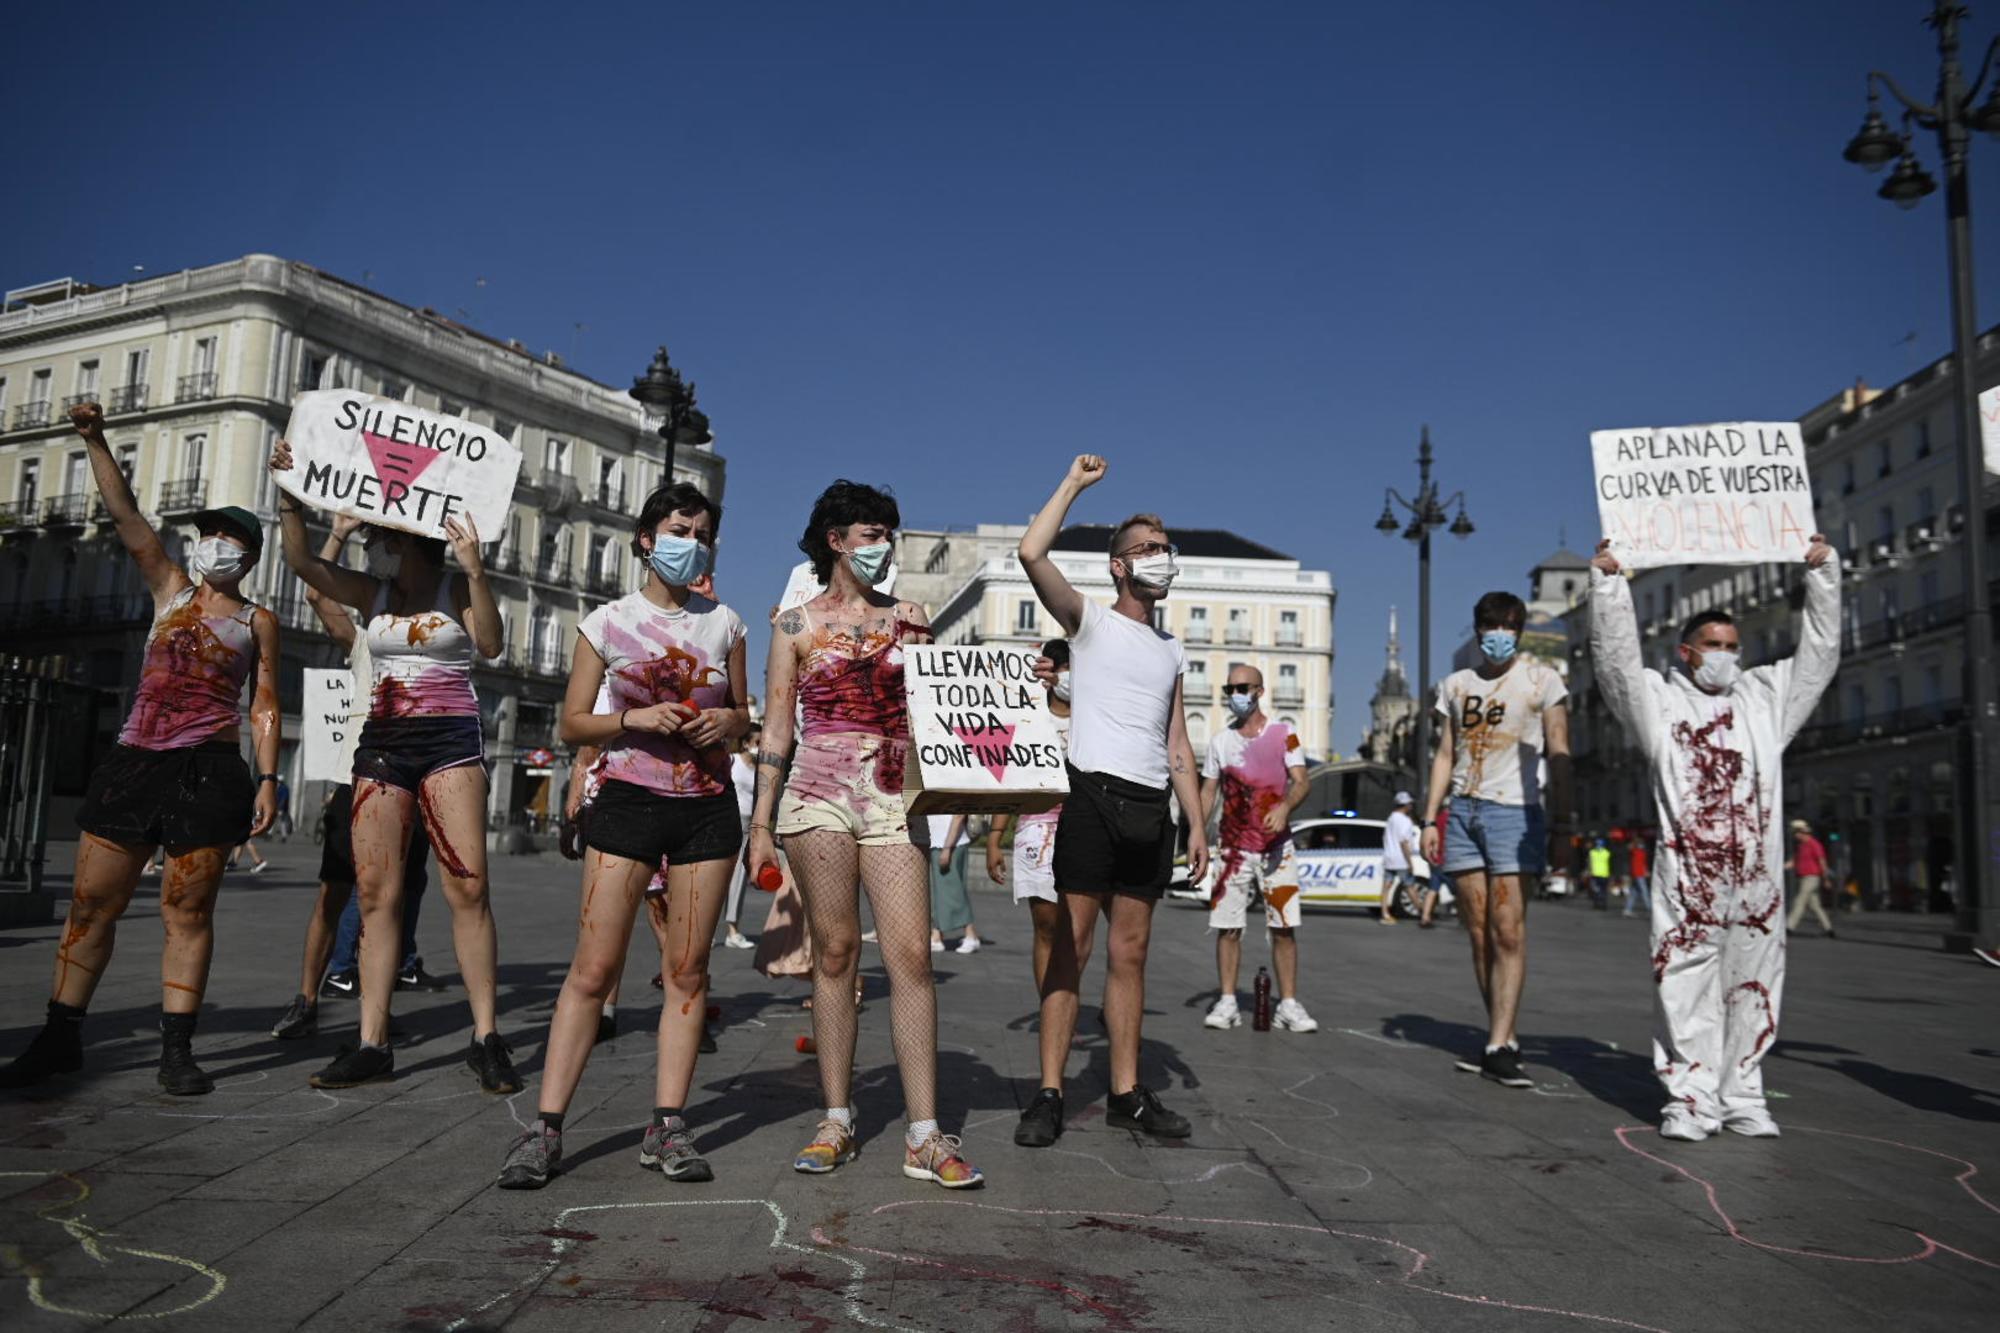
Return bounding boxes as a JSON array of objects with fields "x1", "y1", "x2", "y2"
[{"x1": 1169, "y1": 813, "x2": 1436, "y2": 913}]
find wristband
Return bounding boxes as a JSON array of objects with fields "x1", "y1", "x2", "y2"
[
  {"x1": 619, "y1": 709, "x2": 629, "y2": 731},
  {"x1": 258, "y1": 773, "x2": 280, "y2": 785}
]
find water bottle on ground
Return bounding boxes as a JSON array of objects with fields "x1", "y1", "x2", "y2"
[{"x1": 1252, "y1": 967, "x2": 1273, "y2": 1031}]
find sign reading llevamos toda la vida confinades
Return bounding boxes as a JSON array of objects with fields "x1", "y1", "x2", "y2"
[
  {"x1": 1590, "y1": 421, "x2": 1816, "y2": 570},
  {"x1": 901, "y1": 644, "x2": 1069, "y2": 818},
  {"x1": 278, "y1": 391, "x2": 524, "y2": 539}
]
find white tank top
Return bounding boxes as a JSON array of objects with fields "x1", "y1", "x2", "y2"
[{"x1": 364, "y1": 576, "x2": 478, "y2": 718}]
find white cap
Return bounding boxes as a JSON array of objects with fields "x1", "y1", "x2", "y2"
[{"x1": 1393, "y1": 790, "x2": 1414, "y2": 806}]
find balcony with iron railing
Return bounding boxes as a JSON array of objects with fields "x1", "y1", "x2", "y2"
[
  {"x1": 1275, "y1": 628, "x2": 1303, "y2": 647},
  {"x1": 0, "y1": 499, "x2": 35, "y2": 531},
  {"x1": 61, "y1": 392, "x2": 99, "y2": 412},
  {"x1": 1, "y1": 593, "x2": 152, "y2": 635},
  {"x1": 176, "y1": 371, "x2": 217, "y2": 403},
  {"x1": 533, "y1": 552, "x2": 572, "y2": 585},
  {"x1": 526, "y1": 642, "x2": 569, "y2": 677},
  {"x1": 591, "y1": 483, "x2": 629, "y2": 512},
  {"x1": 1792, "y1": 699, "x2": 1964, "y2": 754},
  {"x1": 157, "y1": 477, "x2": 208, "y2": 515},
  {"x1": 10, "y1": 401, "x2": 51, "y2": 430},
  {"x1": 1184, "y1": 623, "x2": 1213, "y2": 643},
  {"x1": 1224, "y1": 625, "x2": 1253, "y2": 646},
  {"x1": 107, "y1": 383, "x2": 149, "y2": 414},
  {"x1": 1270, "y1": 687, "x2": 1306, "y2": 709},
  {"x1": 487, "y1": 547, "x2": 525, "y2": 578},
  {"x1": 40, "y1": 493, "x2": 88, "y2": 529},
  {"x1": 585, "y1": 568, "x2": 624, "y2": 598}
]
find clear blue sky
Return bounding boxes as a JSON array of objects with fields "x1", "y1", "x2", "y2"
[{"x1": 9, "y1": 1, "x2": 1997, "y2": 751}]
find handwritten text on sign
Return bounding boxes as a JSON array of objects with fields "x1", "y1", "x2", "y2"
[
  {"x1": 300, "y1": 668, "x2": 355, "y2": 784},
  {"x1": 1591, "y1": 422, "x2": 1815, "y2": 569},
  {"x1": 901, "y1": 645, "x2": 1068, "y2": 816},
  {"x1": 278, "y1": 391, "x2": 523, "y2": 539}
]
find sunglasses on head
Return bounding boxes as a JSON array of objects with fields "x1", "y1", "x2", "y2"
[{"x1": 1221, "y1": 683, "x2": 1258, "y2": 696}]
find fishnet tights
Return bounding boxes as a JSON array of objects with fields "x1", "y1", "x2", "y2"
[{"x1": 786, "y1": 830, "x2": 936, "y2": 1122}]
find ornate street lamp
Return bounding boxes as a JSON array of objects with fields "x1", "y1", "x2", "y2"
[
  {"x1": 1839, "y1": 1, "x2": 2000, "y2": 951},
  {"x1": 628, "y1": 346, "x2": 712, "y2": 483}
]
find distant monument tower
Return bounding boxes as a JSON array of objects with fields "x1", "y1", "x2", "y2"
[{"x1": 1364, "y1": 606, "x2": 1418, "y2": 772}]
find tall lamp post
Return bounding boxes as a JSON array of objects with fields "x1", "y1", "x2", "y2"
[
  {"x1": 1839, "y1": 0, "x2": 2000, "y2": 949},
  {"x1": 1375, "y1": 425, "x2": 1475, "y2": 800},
  {"x1": 629, "y1": 346, "x2": 713, "y2": 483}
]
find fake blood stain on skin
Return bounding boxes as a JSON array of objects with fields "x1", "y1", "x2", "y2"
[{"x1": 418, "y1": 783, "x2": 475, "y2": 880}]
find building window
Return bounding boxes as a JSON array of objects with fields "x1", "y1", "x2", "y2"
[
  {"x1": 1875, "y1": 440, "x2": 1892, "y2": 479},
  {"x1": 1015, "y1": 599, "x2": 1038, "y2": 633},
  {"x1": 1885, "y1": 674, "x2": 1904, "y2": 717},
  {"x1": 75, "y1": 359, "x2": 100, "y2": 399},
  {"x1": 1919, "y1": 569, "x2": 1939, "y2": 608},
  {"x1": 29, "y1": 368, "x2": 52, "y2": 411},
  {"x1": 1914, "y1": 418, "x2": 1931, "y2": 458},
  {"x1": 299, "y1": 350, "x2": 328, "y2": 391},
  {"x1": 1916, "y1": 486, "x2": 1935, "y2": 524},
  {"x1": 63, "y1": 451, "x2": 86, "y2": 497},
  {"x1": 1848, "y1": 684, "x2": 1868, "y2": 723},
  {"x1": 596, "y1": 456, "x2": 624, "y2": 508},
  {"x1": 439, "y1": 397, "x2": 465, "y2": 419},
  {"x1": 1923, "y1": 663, "x2": 1944, "y2": 706},
  {"x1": 543, "y1": 437, "x2": 570, "y2": 478},
  {"x1": 493, "y1": 416, "x2": 520, "y2": 443},
  {"x1": 18, "y1": 458, "x2": 40, "y2": 505},
  {"x1": 1876, "y1": 505, "x2": 1895, "y2": 543},
  {"x1": 1186, "y1": 658, "x2": 1208, "y2": 697},
  {"x1": 0, "y1": 376, "x2": 8, "y2": 413},
  {"x1": 192, "y1": 336, "x2": 218, "y2": 375},
  {"x1": 183, "y1": 433, "x2": 207, "y2": 480},
  {"x1": 115, "y1": 444, "x2": 136, "y2": 486},
  {"x1": 1278, "y1": 609, "x2": 1300, "y2": 645},
  {"x1": 1840, "y1": 458, "x2": 1855, "y2": 495},
  {"x1": 380, "y1": 378, "x2": 408, "y2": 401}
]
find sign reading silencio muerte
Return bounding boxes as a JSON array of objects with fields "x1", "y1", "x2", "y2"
[
  {"x1": 901, "y1": 644, "x2": 1069, "y2": 817},
  {"x1": 1590, "y1": 421, "x2": 1817, "y2": 570},
  {"x1": 278, "y1": 390, "x2": 524, "y2": 539}
]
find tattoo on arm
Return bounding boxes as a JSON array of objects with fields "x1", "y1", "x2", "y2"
[
  {"x1": 776, "y1": 608, "x2": 805, "y2": 636},
  {"x1": 753, "y1": 749, "x2": 791, "y2": 774}
]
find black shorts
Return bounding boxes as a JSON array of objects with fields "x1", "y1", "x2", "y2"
[
  {"x1": 318, "y1": 783, "x2": 432, "y2": 890},
  {"x1": 1053, "y1": 764, "x2": 1174, "y2": 900},
  {"x1": 77, "y1": 740, "x2": 256, "y2": 850},
  {"x1": 582, "y1": 780, "x2": 743, "y2": 870},
  {"x1": 352, "y1": 716, "x2": 484, "y2": 793}
]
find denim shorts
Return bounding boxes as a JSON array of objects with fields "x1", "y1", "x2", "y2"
[{"x1": 1441, "y1": 797, "x2": 1546, "y2": 877}]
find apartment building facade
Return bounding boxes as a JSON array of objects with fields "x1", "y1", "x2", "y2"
[{"x1": 0, "y1": 254, "x2": 726, "y2": 836}]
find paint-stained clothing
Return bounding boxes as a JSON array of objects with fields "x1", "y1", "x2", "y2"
[
  {"x1": 118, "y1": 586, "x2": 258, "y2": 750},
  {"x1": 1588, "y1": 555, "x2": 1841, "y2": 1123},
  {"x1": 776, "y1": 607, "x2": 926, "y2": 847},
  {"x1": 364, "y1": 578, "x2": 477, "y2": 719},
  {"x1": 578, "y1": 591, "x2": 745, "y2": 799},
  {"x1": 1432, "y1": 661, "x2": 1567, "y2": 807}
]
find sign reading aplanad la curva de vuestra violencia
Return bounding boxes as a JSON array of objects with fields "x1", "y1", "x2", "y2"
[
  {"x1": 278, "y1": 391, "x2": 523, "y2": 539},
  {"x1": 1591, "y1": 421, "x2": 1816, "y2": 569},
  {"x1": 901, "y1": 644, "x2": 1068, "y2": 817}
]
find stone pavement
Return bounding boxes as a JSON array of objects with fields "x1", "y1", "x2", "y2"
[{"x1": 2, "y1": 840, "x2": 1997, "y2": 1331}]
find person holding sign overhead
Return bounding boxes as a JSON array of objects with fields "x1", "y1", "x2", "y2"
[
  {"x1": 1588, "y1": 532, "x2": 1840, "y2": 1141},
  {"x1": 2, "y1": 403, "x2": 280, "y2": 1094},
  {"x1": 497, "y1": 483, "x2": 749, "y2": 1190},
  {"x1": 747, "y1": 480, "x2": 985, "y2": 1190},
  {"x1": 1013, "y1": 455, "x2": 1210, "y2": 1148},
  {"x1": 269, "y1": 438, "x2": 518, "y2": 1095}
]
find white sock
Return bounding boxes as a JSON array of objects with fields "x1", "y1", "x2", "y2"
[
  {"x1": 906, "y1": 1118, "x2": 938, "y2": 1150},
  {"x1": 825, "y1": 1106, "x2": 854, "y2": 1130},
  {"x1": 601, "y1": 1002, "x2": 615, "y2": 1018}
]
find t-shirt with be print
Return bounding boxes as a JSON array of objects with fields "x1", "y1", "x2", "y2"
[
  {"x1": 1433, "y1": 659, "x2": 1567, "y2": 808},
  {"x1": 578, "y1": 592, "x2": 745, "y2": 799}
]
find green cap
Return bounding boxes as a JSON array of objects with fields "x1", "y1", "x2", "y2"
[{"x1": 190, "y1": 505, "x2": 264, "y2": 555}]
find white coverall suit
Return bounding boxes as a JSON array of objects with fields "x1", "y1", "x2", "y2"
[{"x1": 1588, "y1": 556, "x2": 1840, "y2": 1125}]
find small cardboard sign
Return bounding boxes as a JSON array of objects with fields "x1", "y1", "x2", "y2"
[
  {"x1": 300, "y1": 668, "x2": 355, "y2": 784},
  {"x1": 1591, "y1": 421, "x2": 1815, "y2": 569},
  {"x1": 279, "y1": 390, "x2": 523, "y2": 539},
  {"x1": 901, "y1": 644, "x2": 1068, "y2": 817}
]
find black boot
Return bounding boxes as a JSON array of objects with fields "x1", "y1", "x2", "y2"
[
  {"x1": 0, "y1": 1002, "x2": 85, "y2": 1089},
  {"x1": 158, "y1": 1011, "x2": 214, "y2": 1096}
]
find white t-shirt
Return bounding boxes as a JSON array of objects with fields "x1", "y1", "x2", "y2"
[
  {"x1": 1433, "y1": 660, "x2": 1568, "y2": 807},
  {"x1": 1382, "y1": 809, "x2": 1418, "y2": 870},
  {"x1": 729, "y1": 752, "x2": 756, "y2": 819},
  {"x1": 1202, "y1": 720, "x2": 1304, "y2": 852},
  {"x1": 926, "y1": 814, "x2": 971, "y2": 850},
  {"x1": 577, "y1": 591, "x2": 746, "y2": 798},
  {"x1": 1066, "y1": 598, "x2": 1186, "y2": 789}
]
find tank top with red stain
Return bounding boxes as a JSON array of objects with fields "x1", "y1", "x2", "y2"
[
  {"x1": 118, "y1": 586, "x2": 258, "y2": 750},
  {"x1": 795, "y1": 607, "x2": 923, "y2": 743},
  {"x1": 364, "y1": 577, "x2": 478, "y2": 719}
]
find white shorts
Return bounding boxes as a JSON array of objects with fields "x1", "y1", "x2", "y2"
[
  {"x1": 1207, "y1": 844, "x2": 1301, "y2": 930},
  {"x1": 1012, "y1": 819, "x2": 1059, "y2": 904}
]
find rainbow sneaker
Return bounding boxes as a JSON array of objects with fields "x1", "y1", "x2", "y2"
[
  {"x1": 794, "y1": 1117, "x2": 858, "y2": 1174},
  {"x1": 903, "y1": 1131, "x2": 984, "y2": 1189}
]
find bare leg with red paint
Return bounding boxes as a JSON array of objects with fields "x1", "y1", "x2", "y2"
[
  {"x1": 313, "y1": 778, "x2": 415, "y2": 1088},
  {"x1": 156, "y1": 846, "x2": 228, "y2": 1093},
  {"x1": 643, "y1": 860, "x2": 732, "y2": 1182},
  {"x1": 415, "y1": 763, "x2": 517, "y2": 1093}
]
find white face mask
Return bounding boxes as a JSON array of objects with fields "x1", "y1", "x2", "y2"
[
  {"x1": 191, "y1": 535, "x2": 249, "y2": 583},
  {"x1": 1052, "y1": 670, "x2": 1072, "y2": 703},
  {"x1": 1127, "y1": 553, "x2": 1178, "y2": 592},
  {"x1": 365, "y1": 541, "x2": 402, "y2": 581},
  {"x1": 1692, "y1": 649, "x2": 1741, "y2": 693}
]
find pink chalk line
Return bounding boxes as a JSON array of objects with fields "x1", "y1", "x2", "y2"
[
  {"x1": 822, "y1": 1200, "x2": 1675, "y2": 1332},
  {"x1": 1614, "y1": 1124, "x2": 1998, "y2": 1270}
]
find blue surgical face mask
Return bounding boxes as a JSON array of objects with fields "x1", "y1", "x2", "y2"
[
  {"x1": 1225, "y1": 690, "x2": 1257, "y2": 719},
  {"x1": 648, "y1": 533, "x2": 712, "y2": 587},
  {"x1": 1479, "y1": 629, "x2": 1518, "y2": 664},
  {"x1": 846, "y1": 541, "x2": 892, "y2": 585}
]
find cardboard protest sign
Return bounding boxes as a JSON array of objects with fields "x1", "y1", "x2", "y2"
[
  {"x1": 1591, "y1": 422, "x2": 1815, "y2": 569},
  {"x1": 901, "y1": 644, "x2": 1068, "y2": 817},
  {"x1": 1981, "y1": 384, "x2": 1999, "y2": 476},
  {"x1": 300, "y1": 668, "x2": 355, "y2": 784},
  {"x1": 279, "y1": 390, "x2": 523, "y2": 539}
]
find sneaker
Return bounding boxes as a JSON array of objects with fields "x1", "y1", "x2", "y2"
[
  {"x1": 497, "y1": 1121, "x2": 563, "y2": 1189},
  {"x1": 1722, "y1": 1109, "x2": 1781, "y2": 1138},
  {"x1": 319, "y1": 970, "x2": 358, "y2": 1000},
  {"x1": 595, "y1": 1012, "x2": 617, "y2": 1045},
  {"x1": 794, "y1": 1117, "x2": 858, "y2": 1173},
  {"x1": 1479, "y1": 1045, "x2": 1534, "y2": 1089},
  {"x1": 1106, "y1": 1085, "x2": 1192, "y2": 1139},
  {"x1": 1659, "y1": 1107, "x2": 1711, "y2": 1141},
  {"x1": 311, "y1": 1043, "x2": 394, "y2": 1088},
  {"x1": 861, "y1": 930, "x2": 878, "y2": 944},
  {"x1": 1974, "y1": 946, "x2": 2000, "y2": 969},
  {"x1": 955, "y1": 936, "x2": 982, "y2": 955},
  {"x1": 158, "y1": 1042, "x2": 214, "y2": 1096},
  {"x1": 271, "y1": 994, "x2": 318, "y2": 1040},
  {"x1": 1203, "y1": 995, "x2": 1242, "y2": 1030},
  {"x1": 468, "y1": 1034, "x2": 523, "y2": 1094},
  {"x1": 1452, "y1": 1052, "x2": 1484, "y2": 1073},
  {"x1": 724, "y1": 931, "x2": 754, "y2": 950},
  {"x1": 0, "y1": 1022, "x2": 84, "y2": 1089},
  {"x1": 247, "y1": 861, "x2": 270, "y2": 875},
  {"x1": 904, "y1": 1130, "x2": 984, "y2": 1188},
  {"x1": 1274, "y1": 998, "x2": 1319, "y2": 1033},
  {"x1": 640, "y1": 1118, "x2": 714, "y2": 1182},
  {"x1": 396, "y1": 965, "x2": 448, "y2": 992},
  {"x1": 1418, "y1": 919, "x2": 1436, "y2": 929},
  {"x1": 929, "y1": 937, "x2": 945, "y2": 953},
  {"x1": 1013, "y1": 1088, "x2": 1064, "y2": 1148},
  {"x1": 1377, "y1": 915, "x2": 1395, "y2": 925}
]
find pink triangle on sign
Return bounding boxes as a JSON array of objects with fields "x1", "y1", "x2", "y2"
[
  {"x1": 362, "y1": 429, "x2": 444, "y2": 492},
  {"x1": 952, "y1": 722, "x2": 1018, "y2": 782}
]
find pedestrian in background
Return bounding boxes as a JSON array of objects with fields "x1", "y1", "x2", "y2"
[
  {"x1": 929, "y1": 814, "x2": 982, "y2": 954},
  {"x1": 1381, "y1": 790, "x2": 1421, "y2": 926},
  {"x1": 1624, "y1": 838, "x2": 1652, "y2": 919},
  {"x1": 1588, "y1": 838, "x2": 1612, "y2": 911},
  {"x1": 1786, "y1": 819, "x2": 1835, "y2": 938}
]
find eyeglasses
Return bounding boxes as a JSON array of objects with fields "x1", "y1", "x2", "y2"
[
  {"x1": 1221, "y1": 683, "x2": 1258, "y2": 696},
  {"x1": 1116, "y1": 541, "x2": 1177, "y2": 560}
]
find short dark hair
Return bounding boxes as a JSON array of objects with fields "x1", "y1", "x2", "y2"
[
  {"x1": 1680, "y1": 610, "x2": 1736, "y2": 644},
  {"x1": 1472, "y1": 590, "x2": 1527, "y2": 631},
  {"x1": 799, "y1": 480, "x2": 900, "y2": 584},
  {"x1": 631, "y1": 482, "x2": 722, "y2": 558},
  {"x1": 1041, "y1": 638, "x2": 1071, "y2": 668}
]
